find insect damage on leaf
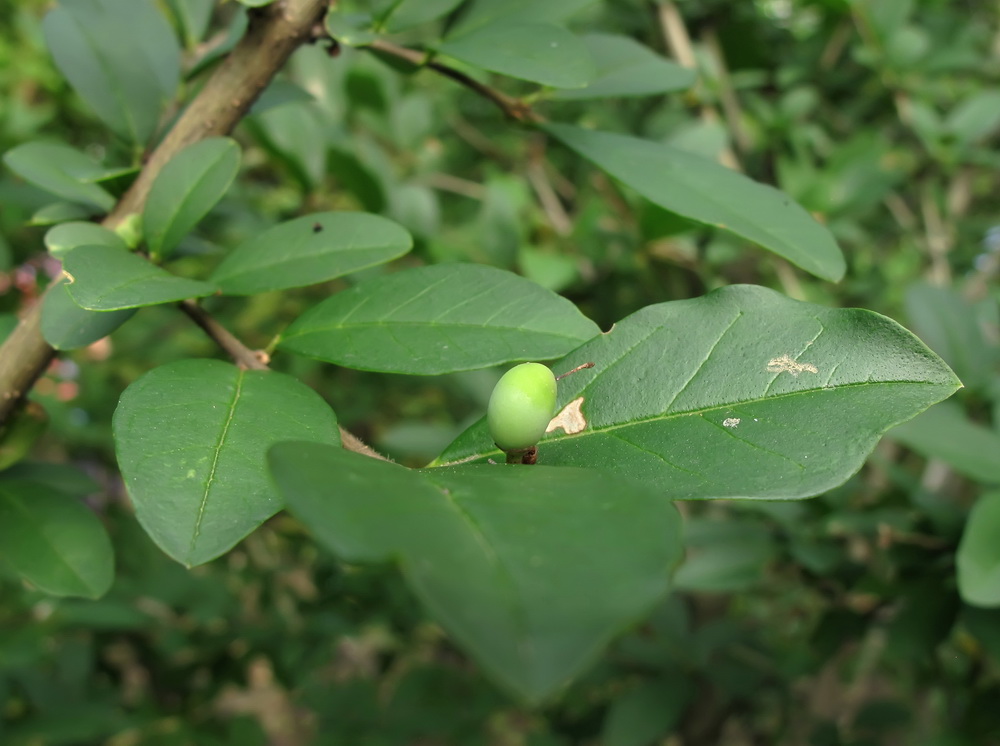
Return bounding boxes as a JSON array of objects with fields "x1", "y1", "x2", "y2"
[
  {"x1": 766, "y1": 354, "x2": 818, "y2": 376},
  {"x1": 547, "y1": 396, "x2": 587, "y2": 436}
]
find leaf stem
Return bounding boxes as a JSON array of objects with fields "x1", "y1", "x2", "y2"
[{"x1": 366, "y1": 39, "x2": 545, "y2": 124}]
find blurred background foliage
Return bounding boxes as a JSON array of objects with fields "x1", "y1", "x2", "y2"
[{"x1": 1, "y1": 0, "x2": 999, "y2": 743}]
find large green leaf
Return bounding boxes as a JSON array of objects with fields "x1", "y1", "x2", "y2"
[
  {"x1": 63, "y1": 244, "x2": 217, "y2": 310},
  {"x1": 42, "y1": 0, "x2": 180, "y2": 144},
  {"x1": 143, "y1": 138, "x2": 241, "y2": 260},
  {"x1": 378, "y1": 0, "x2": 465, "y2": 31},
  {"x1": 450, "y1": 0, "x2": 596, "y2": 37},
  {"x1": 548, "y1": 34, "x2": 695, "y2": 100},
  {"x1": 44, "y1": 221, "x2": 127, "y2": 258},
  {"x1": 545, "y1": 124, "x2": 846, "y2": 282},
  {"x1": 113, "y1": 360, "x2": 340, "y2": 566},
  {"x1": 957, "y1": 492, "x2": 1000, "y2": 608},
  {"x1": 3, "y1": 142, "x2": 115, "y2": 212},
  {"x1": 210, "y1": 212, "x2": 412, "y2": 296},
  {"x1": 41, "y1": 283, "x2": 136, "y2": 350},
  {"x1": 277, "y1": 264, "x2": 600, "y2": 374},
  {"x1": 434, "y1": 285, "x2": 961, "y2": 499},
  {"x1": 0, "y1": 478, "x2": 113, "y2": 599},
  {"x1": 268, "y1": 441, "x2": 682, "y2": 702},
  {"x1": 437, "y1": 23, "x2": 595, "y2": 89},
  {"x1": 889, "y1": 402, "x2": 1000, "y2": 484}
]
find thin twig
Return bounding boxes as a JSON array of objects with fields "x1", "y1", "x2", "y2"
[
  {"x1": 367, "y1": 39, "x2": 544, "y2": 123},
  {"x1": 179, "y1": 299, "x2": 390, "y2": 461}
]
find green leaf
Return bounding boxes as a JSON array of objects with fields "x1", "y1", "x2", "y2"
[
  {"x1": 437, "y1": 23, "x2": 595, "y2": 89},
  {"x1": 113, "y1": 360, "x2": 341, "y2": 566},
  {"x1": 957, "y1": 492, "x2": 1000, "y2": 607},
  {"x1": 42, "y1": 0, "x2": 181, "y2": 144},
  {"x1": 211, "y1": 212, "x2": 412, "y2": 296},
  {"x1": 904, "y1": 282, "x2": 998, "y2": 391},
  {"x1": 325, "y1": 11, "x2": 380, "y2": 47},
  {"x1": 277, "y1": 264, "x2": 600, "y2": 374},
  {"x1": 44, "y1": 221, "x2": 127, "y2": 258},
  {"x1": 163, "y1": 0, "x2": 215, "y2": 47},
  {"x1": 548, "y1": 34, "x2": 695, "y2": 100},
  {"x1": 435, "y1": 285, "x2": 961, "y2": 500},
  {"x1": 0, "y1": 478, "x2": 113, "y2": 599},
  {"x1": 30, "y1": 202, "x2": 100, "y2": 226},
  {"x1": 889, "y1": 402, "x2": 1000, "y2": 484},
  {"x1": 545, "y1": 124, "x2": 846, "y2": 282},
  {"x1": 63, "y1": 244, "x2": 217, "y2": 310},
  {"x1": 450, "y1": 0, "x2": 596, "y2": 37},
  {"x1": 3, "y1": 142, "x2": 116, "y2": 212},
  {"x1": 673, "y1": 519, "x2": 777, "y2": 591},
  {"x1": 378, "y1": 0, "x2": 465, "y2": 32},
  {"x1": 143, "y1": 138, "x2": 242, "y2": 260},
  {"x1": 602, "y1": 679, "x2": 690, "y2": 746},
  {"x1": 268, "y1": 441, "x2": 682, "y2": 702},
  {"x1": 945, "y1": 90, "x2": 1000, "y2": 145},
  {"x1": 41, "y1": 283, "x2": 136, "y2": 350}
]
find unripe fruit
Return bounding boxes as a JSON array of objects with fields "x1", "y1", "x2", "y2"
[{"x1": 488, "y1": 363, "x2": 557, "y2": 453}]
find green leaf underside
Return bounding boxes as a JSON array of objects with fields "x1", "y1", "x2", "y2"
[
  {"x1": 44, "y1": 221, "x2": 127, "y2": 257},
  {"x1": 42, "y1": 0, "x2": 180, "y2": 144},
  {"x1": 41, "y1": 283, "x2": 136, "y2": 350},
  {"x1": 211, "y1": 212, "x2": 412, "y2": 295},
  {"x1": 957, "y1": 492, "x2": 1000, "y2": 607},
  {"x1": 3, "y1": 142, "x2": 115, "y2": 211},
  {"x1": 113, "y1": 360, "x2": 340, "y2": 567},
  {"x1": 144, "y1": 137, "x2": 241, "y2": 259},
  {"x1": 269, "y1": 441, "x2": 682, "y2": 703},
  {"x1": 435, "y1": 285, "x2": 961, "y2": 500},
  {"x1": 437, "y1": 23, "x2": 595, "y2": 89},
  {"x1": 544, "y1": 124, "x2": 846, "y2": 282},
  {"x1": 63, "y1": 244, "x2": 217, "y2": 310},
  {"x1": 0, "y1": 479, "x2": 113, "y2": 598},
  {"x1": 278, "y1": 263, "x2": 600, "y2": 374},
  {"x1": 548, "y1": 33, "x2": 695, "y2": 100},
  {"x1": 889, "y1": 402, "x2": 1000, "y2": 484}
]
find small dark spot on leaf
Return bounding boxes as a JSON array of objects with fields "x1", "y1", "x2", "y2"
[{"x1": 312, "y1": 223, "x2": 323, "y2": 233}]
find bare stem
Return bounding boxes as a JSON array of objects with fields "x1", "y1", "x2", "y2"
[{"x1": 367, "y1": 39, "x2": 544, "y2": 123}]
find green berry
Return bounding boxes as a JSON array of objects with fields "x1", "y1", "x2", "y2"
[{"x1": 487, "y1": 363, "x2": 557, "y2": 452}]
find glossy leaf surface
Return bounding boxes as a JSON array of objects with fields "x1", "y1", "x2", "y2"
[
  {"x1": 63, "y1": 244, "x2": 217, "y2": 310},
  {"x1": 269, "y1": 441, "x2": 682, "y2": 702},
  {"x1": 545, "y1": 124, "x2": 846, "y2": 282},
  {"x1": 436, "y1": 285, "x2": 961, "y2": 499},
  {"x1": 211, "y1": 212, "x2": 412, "y2": 296},
  {"x1": 278, "y1": 264, "x2": 600, "y2": 374},
  {"x1": 144, "y1": 138, "x2": 241, "y2": 259},
  {"x1": 113, "y1": 360, "x2": 340, "y2": 566},
  {"x1": 0, "y1": 478, "x2": 113, "y2": 598}
]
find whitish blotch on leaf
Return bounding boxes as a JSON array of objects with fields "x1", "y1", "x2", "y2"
[
  {"x1": 767, "y1": 354, "x2": 818, "y2": 376},
  {"x1": 547, "y1": 396, "x2": 587, "y2": 436}
]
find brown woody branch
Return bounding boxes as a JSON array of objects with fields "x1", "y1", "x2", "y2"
[{"x1": 0, "y1": 0, "x2": 329, "y2": 426}]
